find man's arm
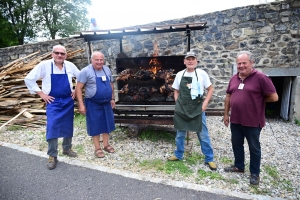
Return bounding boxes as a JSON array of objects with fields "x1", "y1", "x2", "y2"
[
  {"x1": 174, "y1": 89, "x2": 179, "y2": 101},
  {"x1": 202, "y1": 85, "x2": 213, "y2": 111},
  {"x1": 223, "y1": 94, "x2": 231, "y2": 127},
  {"x1": 110, "y1": 82, "x2": 115, "y2": 109},
  {"x1": 265, "y1": 93, "x2": 278, "y2": 102},
  {"x1": 75, "y1": 82, "x2": 86, "y2": 115}
]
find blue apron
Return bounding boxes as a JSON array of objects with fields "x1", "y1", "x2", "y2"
[
  {"x1": 46, "y1": 62, "x2": 74, "y2": 140},
  {"x1": 85, "y1": 68, "x2": 115, "y2": 136}
]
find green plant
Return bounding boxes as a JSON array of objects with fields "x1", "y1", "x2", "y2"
[
  {"x1": 74, "y1": 113, "x2": 86, "y2": 128},
  {"x1": 294, "y1": 118, "x2": 300, "y2": 126},
  {"x1": 220, "y1": 157, "x2": 233, "y2": 164},
  {"x1": 7, "y1": 125, "x2": 22, "y2": 131},
  {"x1": 73, "y1": 144, "x2": 85, "y2": 154},
  {"x1": 139, "y1": 159, "x2": 165, "y2": 171},
  {"x1": 185, "y1": 152, "x2": 204, "y2": 165},
  {"x1": 197, "y1": 169, "x2": 224, "y2": 180},
  {"x1": 139, "y1": 129, "x2": 175, "y2": 143},
  {"x1": 264, "y1": 165, "x2": 279, "y2": 180},
  {"x1": 164, "y1": 161, "x2": 193, "y2": 176}
]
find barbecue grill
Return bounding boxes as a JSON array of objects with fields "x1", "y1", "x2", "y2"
[{"x1": 76, "y1": 23, "x2": 224, "y2": 127}]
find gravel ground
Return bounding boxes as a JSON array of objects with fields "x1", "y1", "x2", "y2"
[{"x1": 0, "y1": 116, "x2": 299, "y2": 199}]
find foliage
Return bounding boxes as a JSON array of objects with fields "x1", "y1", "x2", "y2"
[
  {"x1": 0, "y1": 0, "x2": 36, "y2": 45},
  {"x1": 0, "y1": 0, "x2": 91, "y2": 47},
  {"x1": 34, "y1": 0, "x2": 91, "y2": 40},
  {"x1": 139, "y1": 129, "x2": 176, "y2": 142},
  {"x1": 294, "y1": 118, "x2": 300, "y2": 126}
]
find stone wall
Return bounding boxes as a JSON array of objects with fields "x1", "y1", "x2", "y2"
[{"x1": 1, "y1": 1, "x2": 300, "y2": 119}]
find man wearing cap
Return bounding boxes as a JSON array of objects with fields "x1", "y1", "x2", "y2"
[
  {"x1": 89, "y1": 18, "x2": 100, "y2": 31},
  {"x1": 168, "y1": 51, "x2": 217, "y2": 171}
]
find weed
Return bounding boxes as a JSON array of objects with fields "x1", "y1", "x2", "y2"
[
  {"x1": 264, "y1": 165, "x2": 279, "y2": 180},
  {"x1": 139, "y1": 129, "x2": 175, "y2": 143},
  {"x1": 197, "y1": 169, "x2": 224, "y2": 180},
  {"x1": 227, "y1": 178, "x2": 239, "y2": 184},
  {"x1": 185, "y1": 152, "x2": 204, "y2": 165},
  {"x1": 294, "y1": 118, "x2": 300, "y2": 126},
  {"x1": 139, "y1": 159, "x2": 165, "y2": 171},
  {"x1": 7, "y1": 125, "x2": 22, "y2": 131},
  {"x1": 220, "y1": 157, "x2": 233, "y2": 164},
  {"x1": 74, "y1": 113, "x2": 86, "y2": 127},
  {"x1": 74, "y1": 144, "x2": 85, "y2": 154},
  {"x1": 164, "y1": 161, "x2": 193, "y2": 176}
]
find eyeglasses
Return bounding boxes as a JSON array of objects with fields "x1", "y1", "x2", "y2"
[{"x1": 53, "y1": 51, "x2": 66, "y2": 56}]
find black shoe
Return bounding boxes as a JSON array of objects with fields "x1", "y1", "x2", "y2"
[
  {"x1": 47, "y1": 156, "x2": 58, "y2": 170},
  {"x1": 62, "y1": 149, "x2": 77, "y2": 157},
  {"x1": 224, "y1": 165, "x2": 244, "y2": 173},
  {"x1": 250, "y1": 174, "x2": 260, "y2": 185}
]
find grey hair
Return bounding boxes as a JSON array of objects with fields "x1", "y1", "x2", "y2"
[
  {"x1": 237, "y1": 51, "x2": 255, "y2": 62},
  {"x1": 91, "y1": 51, "x2": 105, "y2": 59},
  {"x1": 52, "y1": 45, "x2": 66, "y2": 53}
]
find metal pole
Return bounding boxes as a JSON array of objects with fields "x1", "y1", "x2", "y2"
[{"x1": 186, "y1": 29, "x2": 191, "y2": 52}]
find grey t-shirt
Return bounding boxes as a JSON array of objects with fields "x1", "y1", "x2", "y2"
[{"x1": 78, "y1": 64, "x2": 114, "y2": 98}]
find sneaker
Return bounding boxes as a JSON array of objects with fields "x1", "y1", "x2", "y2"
[
  {"x1": 250, "y1": 174, "x2": 260, "y2": 185},
  {"x1": 47, "y1": 156, "x2": 58, "y2": 170},
  {"x1": 62, "y1": 149, "x2": 77, "y2": 157},
  {"x1": 167, "y1": 155, "x2": 180, "y2": 161},
  {"x1": 224, "y1": 165, "x2": 245, "y2": 173},
  {"x1": 205, "y1": 162, "x2": 217, "y2": 170}
]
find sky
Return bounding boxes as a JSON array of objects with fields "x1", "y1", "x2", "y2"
[{"x1": 87, "y1": 0, "x2": 268, "y2": 30}]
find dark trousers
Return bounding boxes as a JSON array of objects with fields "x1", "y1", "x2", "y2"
[
  {"x1": 47, "y1": 137, "x2": 72, "y2": 157},
  {"x1": 230, "y1": 123, "x2": 262, "y2": 175}
]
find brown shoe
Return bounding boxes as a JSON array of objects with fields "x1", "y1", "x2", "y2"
[
  {"x1": 47, "y1": 156, "x2": 58, "y2": 170},
  {"x1": 224, "y1": 165, "x2": 244, "y2": 173},
  {"x1": 62, "y1": 149, "x2": 77, "y2": 157}
]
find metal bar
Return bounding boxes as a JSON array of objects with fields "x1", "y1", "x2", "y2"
[{"x1": 186, "y1": 29, "x2": 191, "y2": 52}]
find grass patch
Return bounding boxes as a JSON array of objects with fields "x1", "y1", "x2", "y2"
[
  {"x1": 264, "y1": 165, "x2": 279, "y2": 180},
  {"x1": 185, "y1": 152, "x2": 204, "y2": 165},
  {"x1": 165, "y1": 160, "x2": 193, "y2": 176},
  {"x1": 197, "y1": 169, "x2": 224, "y2": 180},
  {"x1": 74, "y1": 113, "x2": 86, "y2": 127},
  {"x1": 295, "y1": 118, "x2": 300, "y2": 126},
  {"x1": 220, "y1": 157, "x2": 233, "y2": 164},
  {"x1": 73, "y1": 144, "x2": 85, "y2": 154},
  {"x1": 139, "y1": 159, "x2": 165, "y2": 171},
  {"x1": 139, "y1": 129, "x2": 175, "y2": 143},
  {"x1": 7, "y1": 125, "x2": 22, "y2": 131}
]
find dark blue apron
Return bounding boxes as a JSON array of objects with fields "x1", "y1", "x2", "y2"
[
  {"x1": 85, "y1": 68, "x2": 115, "y2": 136},
  {"x1": 46, "y1": 62, "x2": 74, "y2": 140}
]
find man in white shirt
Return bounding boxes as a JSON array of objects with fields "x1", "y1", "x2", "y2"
[{"x1": 24, "y1": 45, "x2": 80, "y2": 170}]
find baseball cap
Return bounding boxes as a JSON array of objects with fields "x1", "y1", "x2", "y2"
[{"x1": 185, "y1": 51, "x2": 197, "y2": 59}]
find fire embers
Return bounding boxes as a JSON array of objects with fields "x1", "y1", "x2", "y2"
[
  {"x1": 116, "y1": 69, "x2": 134, "y2": 81},
  {"x1": 117, "y1": 68, "x2": 175, "y2": 102}
]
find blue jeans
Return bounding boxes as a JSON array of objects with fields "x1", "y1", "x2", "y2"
[
  {"x1": 230, "y1": 123, "x2": 262, "y2": 175},
  {"x1": 174, "y1": 112, "x2": 214, "y2": 162},
  {"x1": 47, "y1": 137, "x2": 72, "y2": 157}
]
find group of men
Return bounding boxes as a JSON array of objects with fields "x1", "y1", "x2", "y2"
[{"x1": 25, "y1": 45, "x2": 278, "y2": 186}]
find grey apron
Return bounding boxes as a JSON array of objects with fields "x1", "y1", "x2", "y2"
[{"x1": 173, "y1": 70, "x2": 203, "y2": 132}]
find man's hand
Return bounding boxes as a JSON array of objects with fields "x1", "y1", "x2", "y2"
[
  {"x1": 78, "y1": 104, "x2": 86, "y2": 115},
  {"x1": 38, "y1": 92, "x2": 54, "y2": 104},
  {"x1": 223, "y1": 115, "x2": 230, "y2": 127},
  {"x1": 71, "y1": 91, "x2": 76, "y2": 99}
]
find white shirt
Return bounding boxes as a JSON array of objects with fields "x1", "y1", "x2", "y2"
[
  {"x1": 172, "y1": 68, "x2": 211, "y2": 92},
  {"x1": 24, "y1": 59, "x2": 80, "y2": 95}
]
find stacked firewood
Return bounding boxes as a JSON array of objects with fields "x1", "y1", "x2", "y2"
[{"x1": 0, "y1": 49, "x2": 84, "y2": 129}]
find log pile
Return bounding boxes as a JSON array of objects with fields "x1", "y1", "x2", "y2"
[{"x1": 0, "y1": 49, "x2": 84, "y2": 129}]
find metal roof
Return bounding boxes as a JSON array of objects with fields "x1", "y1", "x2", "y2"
[{"x1": 74, "y1": 22, "x2": 207, "y2": 42}]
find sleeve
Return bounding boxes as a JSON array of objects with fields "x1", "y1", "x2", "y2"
[
  {"x1": 172, "y1": 71, "x2": 182, "y2": 90},
  {"x1": 261, "y1": 74, "x2": 276, "y2": 95},
  {"x1": 24, "y1": 63, "x2": 45, "y2": 94},
  {"x1": 199, "y1": 69, "x2": 212, "y2": 89},
  {"x1": 77, "y1": 68, "x2": 88, "y2": 84}
]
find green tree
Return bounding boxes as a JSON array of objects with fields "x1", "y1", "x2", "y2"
[
  {"x1": 0, "y1": 0, "x2": 36, "y2": 45},
  {"x1": 0, "y1": 14, "x2": 19, "y2": 47},
  {"x1": 35, "y1": 0, "x2": 91, "y2": 40}
]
